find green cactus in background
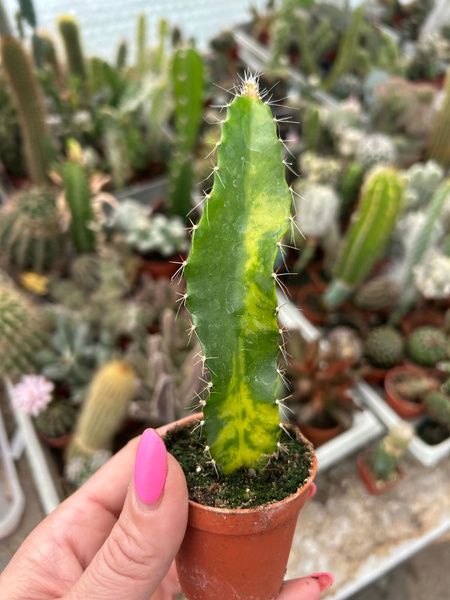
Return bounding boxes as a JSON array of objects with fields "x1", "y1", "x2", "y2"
[
  {"x1": 324, "y1": 167, "x2": 404, "y2": 308},
  {"x1": 0, "y1": 188, "x2": 64, "y2": 273},
  {"x1": 116, "y1": 40, "x2": 127, "y2": 70},
  {"x1": 0, "y1": 36, "x2": 52, "y2": 184},
  {"x1": 428, "y1": 68, "x2": 450, "y2": 169},
  {"x1": 57, "y1": 15, "x2": 87, "y2": 84},
  {"x1": 332, "y1": 74, "x2": 363, "y2": 100},
  {"x1": 151, "y1": 18, "x2": 168, "y2": 74},
  {"x1": 370, "y1": 423, "x2": 413, "y2": 481},
  {"x1": 0, "y1": 285, "x2": 48, "y2": 381},
  {"x1": 406, "y1": 326, "x2": 448, "y2": 367},
  {"x1": 296, "y1": 15, "x2": 320, "y2": 77},
  {"x1": 63, "y1": 161, "x2": 96, "y2": 254},
  {"x1": 66, "y1": 361, "x2": 136, "y2": 463},
  {"x1": 168, "y1": 46, "x2": 203, "y2": 219},
  {"x1": 353, "y1": 277, "x2": 402, "y2": 312},
  {"x1": 0, "y1": 0, "x2": 13, "y2": 37},
  {"x1": 39, "y1": 33, "x2": 63, "y2": 81},
  {"x1": 136, "y1": 13, "x2": 147, "y2": 75},
  {"x1": 338, "y1": 161, "x2": 364, "y2": 219},
  {"x1": 364, "y1": 326, "x2": 404, "y2": 369},
  {"x1": 71, "y1": 254, "x2": 102, "y2": 293},
  {"x1": 303, "y1": 105, "x2": 321, "y2": 152},
  {"x1": 35, "y1": 400, "x2": 77, "y2": 438},
  {"x1": 184, "y1": 74, "x2": 291, "y2": 474},
  {"x1": 403, "y1": 160, "x2": 444, "y2": 210},
  {"x1": 356, "y1": 133, "x2": 397, "y2": 172},
  {"x1": 323, "y1": 5, "x2": 364, "y2": 91},
  {"x1": 424, "y1": 391, "x2": 450, "y2": 431}
]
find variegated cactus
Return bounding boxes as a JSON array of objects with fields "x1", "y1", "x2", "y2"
[{"x1": 184, "y1": 74, "x2": 292, "y2": 474}]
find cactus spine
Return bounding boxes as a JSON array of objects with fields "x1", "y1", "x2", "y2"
[
  {"x1": 67, "y1": 361, "x2": 136, "y2": 461},
  {"x1": 184, "y1": 75, "x2": 291, "y2": 474},
  {"x1": 57, "y1": 15, "x2": 87, "y2": 84},
  {"x1": 0, "y1": 285, "x2": 48, "y2": 381},
  {"x1": 63, "y1": 161, "x2": 96, "y2": 254},
  {"x1": 428, "y1": 69, "x2": 450, "y2": 168},
  {"x1": 324, "y1": 167, "x2": 404, "y2": 308},
  {"x1": 168, "y1": 46, "x2": 203, "y2": 219},
  {"x1": 323, "y1": 6, "x2": 364, "y2": 91},
  {"x1": 0, "y1": 187, "x2": 64, "y2": 273},
  {"x1": 0, "y1": 36, "x2": 51, "y2": 184}
]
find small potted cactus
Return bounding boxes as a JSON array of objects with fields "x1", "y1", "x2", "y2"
[
  {"x1": 363, "y1": 325, "x2": 404, "y2": 385},
  {"x1": 163, "y1": 74, "x2": 317, "y2": 600},
  {"x1": 418, "y1": 362, "x2": 450, "y2": 445},
  {"x1": 406, "y1": 326, "x2": 449, "y2": 368},
  {"x1": 357, "y1": 423, "x2": 414, "y2": 495},
  {"x1": 35, "y1": 400, "x2": 77, "y2": 449},
  {"x1": 384, "y1": 365, "x2": 440, "y2": 419}
]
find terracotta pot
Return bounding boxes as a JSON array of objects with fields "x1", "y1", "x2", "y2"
[
  {"x1": 399, "y1": 307, "x2": 444, "y2": 336},
  {"x1": 364, "y1": 365, "x2": 390, "y2": 387},
  {"x1": 357, "y1": 452, "x2": 404, "y2": 496},
  {"x1": 139, "y1": 257, "x2": 181, "y2": 280},
  {"x1": 294, "y1": 282, "x2": 328, "y2": 325},
  {"x1": 37, "y1": 429, "x2": 72, "y2": 450},
  {"x1": 384, "y1": 365, "x2": 427, "y2": 419},
  {"x1": 300, "y1": 420, "x2": 343, "y2": 448},
  {"x1": 170, "y1": 416, "x2": 317, "y2": 600}
]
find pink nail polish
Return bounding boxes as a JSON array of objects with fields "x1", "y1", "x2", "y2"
[
  {"x1": 134, "y1": 429, "x2": 167, "y2": 506},
  {"x1": 309, "y1": 572, "x2": 334, "y2": 592}
]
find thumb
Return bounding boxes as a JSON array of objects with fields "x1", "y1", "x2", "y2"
[{"x1": 67, "y1": 429, "x2": 188, "y2": 600}]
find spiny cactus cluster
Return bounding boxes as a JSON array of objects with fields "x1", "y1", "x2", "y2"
[
  {"x1": 413, "y1": 250, "x2": 450, "y2": 300},
  {"x1": 423, "y1": 392, "x2": 450, "y2": 432},
  {"x1": 0, "y1": 188, "x2": 65, "y2": 274},
  {"x1": 332, "y1": 74, "x2": 363, "y2": 100},
  {"x1": 369, "y1": 423, "x2": 413, "y2": 481},
  {"x1": 365, "y1": 326, "x2": 404, "y2": 369},
  {"x1": 403, "y1": 160, "x2": 444, "y2": 211},
  {"x1": 354, "y1": 277, "x2": 402, "y2": 312},
  {"x1": 356, "y1": 133, "x2": 397, "y2": 172},
  {"x1": 35, "y1": 400, "x2": 77, "y2": 439},
  {"x1": 428, "y1": 68, "x2": 450, "y2": 169},
  {"x1": 406, "y1": 326, "x2": 448, "y2": 367},
  {"x1": 0, "y1": 284, "x2": 48, "y2": 381},
  {"x1": 300, "y1": 152, "x2": 342, "y2": 186}
]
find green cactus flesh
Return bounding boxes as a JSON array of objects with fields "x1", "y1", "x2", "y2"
[
  {"x1": 58, "y1": 16, "x2": 87, "y2": 83},
  {"x1": 184, "y1": 76, "x2": 291, "y2": 474},
  {"x1": 406, "y1": 326, "x2": 448, "y2": 367},
  {"x1": 324, "y1": 167, "x2": 403, "y2": 308},
  {"x1": 365, "y1": 326, "x2": 404, "y2": 369},
  {"x1": 63, "y1": 162, "x2": 96, "y2": 254}
]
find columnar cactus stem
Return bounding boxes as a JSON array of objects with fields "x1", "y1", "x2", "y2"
[
  {"x1": 324, "y1": 167, "x2": 404, "y2": 308},
  {"x1": 428, "y1": 68, "x2": 450, "y2": 168},
  {"x1": 0, "y1": 36, "x2": 51, "y2": 184},
  {"x1": 184, "y1": 74, "x2": 291, "y2": 474},
  {"x1": 57, "y1": 15, "x2": 87, "y2": 84},
  {"x1": 63, "y1": 161, "x2": 96, "y2": 254},
  {"x1": 136, "y1": 13, "x2": 147, "y2": 75}
]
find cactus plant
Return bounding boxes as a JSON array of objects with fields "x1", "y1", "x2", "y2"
[
  {"x1": 413, "y1": 250, "x2": 450, "y2": 300},
  {"x1": 406, "y1": 326, "x2": 448, "y2": 367},
  {"x1": 365, "y1": 326, "x2": 404, "y2": 369},
  {"x1": 0, "y1": 188, "x2": 65, "y2": 273},
  {"x1": 356, "y1": 133, "x2": 397, "y2": 172},
  {"x1": 183, "y1": 74, "x2": 293, "y2": 474},
  {"x1": 300, "y1": 152, "x2": 342, "y2": 186},
  {"x1": 168, "y1": 46, "x2": 203, "y2": 219},
  {"x1": 403, "y1": 160, "x2": 444, "y2": 211},
  {"x1": 423, "y1": 391, "x2": 450, "y2": 431},
  {"x1": 0, "y1": 285, "x2": 48, "y2": 381},
  {"x1": 369, "y1": 423, "x2": 413, "y2": 481},
  {"x1": 0, "y1": 36, "x2": 52, "y2": 184},
  {"x1": 70, "y1": 254, "x2": 102, "y2": 293},
  {"x1": 332, "y1": 74, "x2": 363, "y2": 100},
  {"x1": 116, "y1": 40, "x2": 127, "y2": 71},
  {"x1": 57, "y1": 15, "x2": 87, "y2": 84},
  {"x1": 35, "y1": 400, "x2": 77, "y2": 438},
  {"x1": 66, "y1": 360, "x2": 136, "y2": 467},
  {"x1": 322, "y1": 5, "x2": 364, "y2": 91},
  {"x1": 353, "y1": 277, "x2": 402, "y2": 311},
  {"x1": 428, "y1": 68, "x2": 450, "y2": 169},
  {"x1": 324, "y1": 167, "x2": 404, "y2": 308},
  {"x1": 62, "y1": 161, "x2": 96, "y2": 254},
  {"x1": 136, "y1": 13, "x2": 147, "y2": 75},
  {"x1": 338, "y1": 161, "x2": 364, "y2": 219}
]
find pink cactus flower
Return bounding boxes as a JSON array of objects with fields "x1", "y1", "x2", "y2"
[{"x1": 12, "y1": 375, "x2": 54, "y2": 417}]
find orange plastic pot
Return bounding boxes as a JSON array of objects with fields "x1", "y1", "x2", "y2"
[
  {"x1": 170, "y1": 416, "x2": 317, "y2": 600},
  {"x1": 300, "y1": 421, "x2": 343, "y2": 448},
  {"x1": 357, "y1": 452, "x2": 404, "y2": 496},
  {"x1": 384, "y1": 365, "x2": 427, "y2": 419}
]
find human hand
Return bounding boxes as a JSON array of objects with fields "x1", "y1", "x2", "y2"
[{"x1": 0, "y1": 423, "x2": 333, "y2": 600}]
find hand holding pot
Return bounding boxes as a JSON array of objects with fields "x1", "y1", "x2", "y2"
[{"x1": 0, "y1": 427, "x2": 333, "y2": 600}]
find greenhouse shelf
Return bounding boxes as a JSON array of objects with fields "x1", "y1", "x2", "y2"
[
  {"x1": 233, "y1": 28, "x2": 340, "y2": 109},
  {"x1": 276, "y1": 291, "x2": 385, "y2": 473},
  {"x1": 276, "y1": 291, "x2": 450, "y2": 467}
]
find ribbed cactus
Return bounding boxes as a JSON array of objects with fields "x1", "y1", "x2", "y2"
[
  {"x1": 0, "y1": 36, "x2": 51, "y2": 184},
  {"x1": 0, "y1": 285, "x2": 48, "y2": 381},
  {"x1": 136, "y1": 13, "x2": 147, "y2": 75},
  {"x1": 57, "y1": 15, "x2": 87, "y2": 84},
  {"x1": 324, "y1": 167, "x2": 404, "y2": 308},
  {"x1": 323, "y1": 5, "x2": 364, "y2": 91},
  {"x1": 116, "y1": 40, "x2": 127, "y2": 71},
  {"x1": 67, "y1": 361, "x2": 136, "y2": 462},
  {"x1": 0, "y1": 188, "x2": 64, "y2": 273},
  {"x1": 428, "y1": 68, "x2": 450, "y2": 168},
  {"x1": 184, "y1": 74, "x2": 291, "y2": 474},
  {"x1": 338, "y1": 161, "x2": 364, "y2": 218},
  {"x1": 35, "y1": 400, "x2": 77, "y2": 438},
  {"x1": 168, "y1": 46, "x2": 203, "y2": 219},
  {"x1": 63, "y1": 161, "x2": 96, "y2": 254},
  {"x1": 370, "y1": 423, "x2": 413, "y2": 481}
]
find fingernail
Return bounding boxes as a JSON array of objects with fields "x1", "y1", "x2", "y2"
[
  {"x1": 134, "y1": 429, "x2": 167, "y2": 509},
  {"x1": 309, "y1": 572, "x2": 334, "y2": 592}
]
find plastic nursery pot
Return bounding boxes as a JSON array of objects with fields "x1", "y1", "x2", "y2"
[
  {"x1": 300, "y1": 420, "x2": 343, "y2": 448},
  {"x1": 384, "y1": 365, "x2": 427, "y2": 419},
  {"x1": 357, "y1": 452, "x2": 404, "y2": 496},
  {"x1": 169, "y1": 415, "x2": 317, "y2": 600}
]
